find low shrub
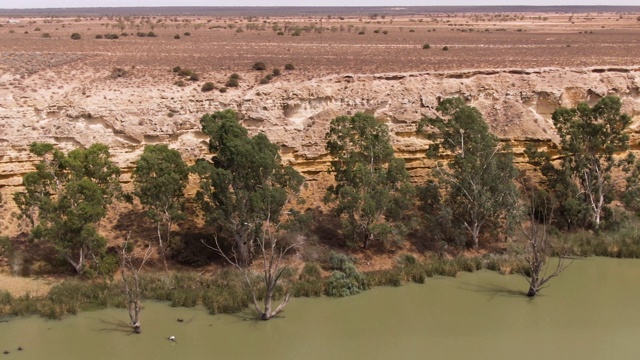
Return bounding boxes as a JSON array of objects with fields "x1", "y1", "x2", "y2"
[
  {"x1": 70, "y1": 32, "x2": 81, "y2": 40},
  {"x1": 422, "y1": 43, "x2": 431, "y2": 49},
  {"x1": 324, "y1": 263, "x2": 368, "y2": 297},
  {"x1": 252, "y1": 61, "x2": 267, "y2": 71},
  {"x1": 174, "y1": 34, "x2": 180, "y2": 39},
  {"x1": 225, "y1": 77, "x2": 239, "y2": 87},
  {"x1": 284, "y1": 63, "x2": 295, "y2": 70},
  {"x1": 201, "y1": 82, "x2": 215, "y2": 92}
]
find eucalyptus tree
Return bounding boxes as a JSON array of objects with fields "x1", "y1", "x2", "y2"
[
  {"x1": 194, "y1": 109, "x2": 304, "y2": 319},
  {"x1": 193, "y1": 109, "x2": 304, "y2": 266},
  {"x1": 526, "y1": 95, "x2": 633, "y2": 229},
  {"x1": 13, "y1": 143, "x2": 121, "y2": 275},
  {"x1": 132, "y1": 144, "x2": 189, "y2": 271},
  {"x1": 418, "y1": 98, "x2": 518, "y2": 249},
  {"x1": 324, "y1": 113, "x2": 414, "y2": 250}
]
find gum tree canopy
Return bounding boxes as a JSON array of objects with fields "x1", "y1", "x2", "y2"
[
  {"x1": 14, "y1": 143, "x2": 121, "y2": 275},
  {"x1": 193, "y1": 109, "x2": 304, "y2": 266},
  {"x1": 419, "y1": 98, "x2": 518, "y2": 249},
  {"x1": 526, "y1": 95, "x2": 633, "y2": 230},
  {"x1": 324, "y1": 112, "x2": 414, "y2": 250}
]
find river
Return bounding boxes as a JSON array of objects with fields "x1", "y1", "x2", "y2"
[{"x1": 1, "y1": 257, "x2": 639, "y2": 359}]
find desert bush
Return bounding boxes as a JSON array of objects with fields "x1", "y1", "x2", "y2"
[
  {"x1": 422, "y1": 43, "x2": 431, "y2": 49},
  {"x1": 327, "y1": 251, "x2": 354, "y2": 270},
  {"x1": 277, "y1": 31, "x2": 284, "y2": 35},
  {"x1": 147, "y1": 31, "x2": 157, "y2": 37},
  {"x1": 184, "y1": 32, "x2": 191, "y2": 36},
  {"x1": 284, "y1": 63, "x2": 295, "y2": 70},
  {"x1": 34, "y1": 27, "x2": 41, "y2": 31},
  {"x1": 95, "y1": 34, "x2": 103, "y2": 39},
  {"x1": 219, "y1": 87, "x2": 227, "y2": 93},
  {"x1": 174, "y1": 34, "x2": 180, "y2": 39},
  {"x1": 225, "y1": 77, "x2": 239, "y2": 87},
  {"x1": 136, "y1": 32, "x2": 146, "y2": 37},
  {"x1": 201, "y1": 82, "x2": 215, "y2": 92},
  {"x1": 105, "y1": 33, "x2": 119, "y2": 39},
  {"x1": 189, "y1": 73, "x2": 199, "y2": 81},
  {"x1": 272, "y1": 68, "x2": 281, "y2": 76},
  {"x1": 299, "y1": 263, "x2": 322, "y2": 281},
  {"x1": 172, "y1": 66, "x2": 181, "y2": 73},
  {"x1": 70, "y1": 32, "x2": 81, "y2": 40},
  {"x1": 324, "y1": 263, "x2": 368, "y2": 297},
  {"x1": 174, "y1": 80, "x2": 186, "y2": 87},
  {"x1": 259, "y1": 77, "x2": 270, "y2": 85},
  {"x1": 358, "y1": 30, "x2": 365, "y2": 35},
  {"x1": 41, "y1": 33, "x2": 51, "y2": 38},
  {"x1": 442, "y1": 46, "x2": 449, "y2": 51},
  {"x1": 229, "y1": 73, "x2": 240, "y2": 79},
  {"x1": 382, "y1": 30, "x2": 388, "y2": 34},
  {"x1": 252, "y1": 61, "x2": 267, "y2": 71}
]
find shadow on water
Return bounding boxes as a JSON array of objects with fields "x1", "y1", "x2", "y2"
[
  {"x1": 93, "y1": 317, "x2": 134, "y2": 334},
  {"x1": 457, "y1": 280, "x2": 528, "y2": 300}
]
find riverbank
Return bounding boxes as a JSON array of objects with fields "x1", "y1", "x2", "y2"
[{"x1": 2, "y1": 257, "x2": 640, "y2": 360}]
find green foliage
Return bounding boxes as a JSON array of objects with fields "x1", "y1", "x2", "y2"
[
  {"x1": 194, "y1": 109, "x2": 304, "y2": 264},
  {"x1": 13, "y1": 143, "x2": 121, "y2": 275},
  {"x1": 133, "y1": 144, "x2": 188, "y2": 269},
  {"x1": 418, "y1": 98, "x2": 518, "y2": 249},
  {"x1": 324, "y1": 262, "x2": 368, "y2": 297},
  {"x1": 526, "y1": 96, "x2": 632, "y2": 230},
  {"x1": 325, "y1": 113, "x2": 415, "y2": 249},
  {"x1": 133, "y1": 144, "x2": 188, "y2": 225},
  {"x1": 327, "y1": 251, "x2": 354, "y2": 270}
]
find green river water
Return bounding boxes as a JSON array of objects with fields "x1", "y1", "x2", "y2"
[{"x1": 1, "y1": 257, "x2": 639, "y2": 359}]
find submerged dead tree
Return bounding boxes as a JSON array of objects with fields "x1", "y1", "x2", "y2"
[
  {"x1": 520, "y1": 178, "x2": 572, "y2": 297},
  {"x1": 207, "y1": 217, "x2": 297, "y2": 320},
  {"x1": 120, "y1": 233, "x2": 152, "y2": 333}
]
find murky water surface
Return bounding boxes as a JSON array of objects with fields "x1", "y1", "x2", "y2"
[{"x1": 1, "y1": 257, "x2": 639, "y2": 359}]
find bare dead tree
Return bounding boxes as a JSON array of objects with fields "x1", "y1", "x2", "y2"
[
  {"x1": 120, "y1": 232, "x2": 153, "y2": 333},
  {"x1": 520, "y1": 178, "x2": 573, "y2": 297},
  {"x1": 204, "y1": 216, "x2": 297, "y2": 320}
]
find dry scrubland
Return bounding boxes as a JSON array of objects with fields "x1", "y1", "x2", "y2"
[
  {"x1": 1, "y1": 7, "x2": 640, "y2": 286},
  {"x1": 0, "y1": 9, "x2": 639, "y2": 75}
]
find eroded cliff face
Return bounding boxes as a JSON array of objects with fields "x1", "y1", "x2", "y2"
[{"x1": 2, "y1": 66, "x2": 640, "y2": 218}]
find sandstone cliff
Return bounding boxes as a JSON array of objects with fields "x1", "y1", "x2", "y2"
[{"x1": 2, "y1": 65, "x2": 640, "y2": 225}]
